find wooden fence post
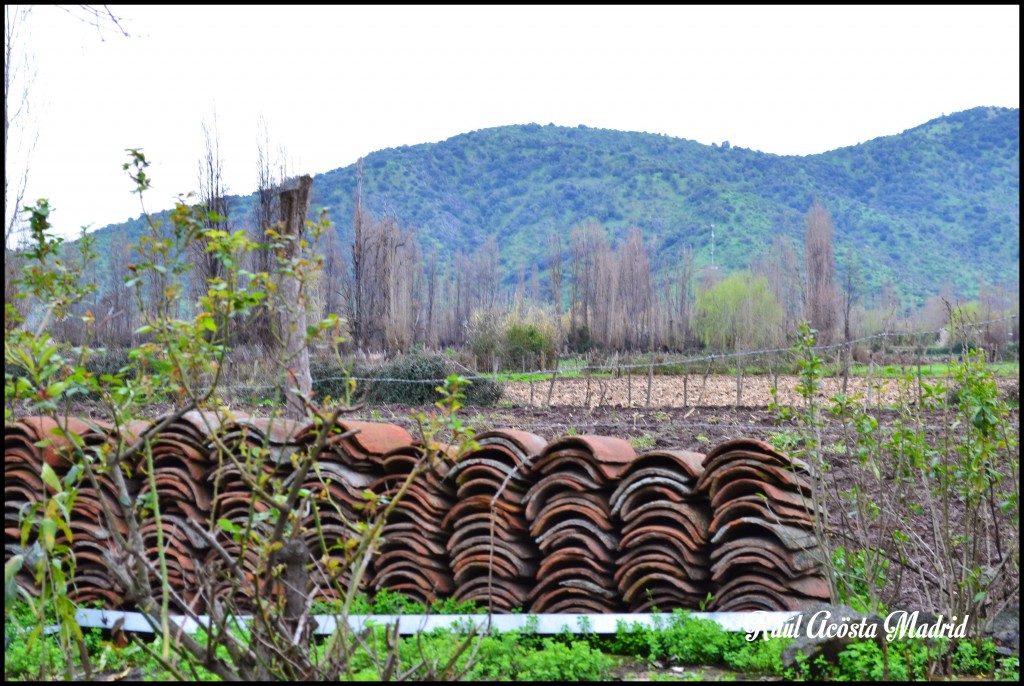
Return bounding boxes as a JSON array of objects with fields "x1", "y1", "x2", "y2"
[
  {"x1": 646, "y1": 360, "x2": 653, "y2": 408},
  {"x1": 916, "y1": 346, "x2": 923, "y2": 404},
  {"x1": 867, "y1": 351, "x2": 875, "y2": 408},
  {"x1": 585, "y1": 356, "x2": 592, "y2": 408},
  {"x1": 547, "y1": 370, "x2": 558, "y2": 407},
  {"x1": 735, "y1": 359, "x2": 743, "y2": 408},
  {"x1": 627, "y1": 362, "x2": 632, "y2": 407},
  {"x1": 842, "y1": 341, "x2": 850, "y2": 396}
]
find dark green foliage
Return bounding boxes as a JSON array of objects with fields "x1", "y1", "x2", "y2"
[
  {"x1": 80, "y1": 347, "x2": 137, "y2": 385},
  {"x1": 360, "y1": 351, "x2": 503, "y2": 406},
  {"x1": 566, "y1": 325, "x2": 592, "y2": 353},
  {"x1": 503, "y1": 322, "x2": 556, "y2": 370},
  {"x1": 309, "y1": 357, "x2": 366, "y2": 403}
]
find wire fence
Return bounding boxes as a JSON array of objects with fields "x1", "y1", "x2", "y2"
[{"x1": 210, "y1": 315, "x2": 1019, "y2": 399}]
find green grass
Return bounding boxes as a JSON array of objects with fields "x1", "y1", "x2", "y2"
[
  {"x1": 501, "y1": 368, "x2": 614, "y2": 383},
  {"x1": 849, "y1": 360, "x2": 1019, "y2": 378},
  {"x1": 488, "y1": 356, "x2": 1019, "y2": 383},
  {"x1": 629, "y1": 434, "x2": 656, "y2": 451}
]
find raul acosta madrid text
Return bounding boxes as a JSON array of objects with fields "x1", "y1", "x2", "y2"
[{"x1": 744, "y1": 610, "x2": 970, "y2": 642}]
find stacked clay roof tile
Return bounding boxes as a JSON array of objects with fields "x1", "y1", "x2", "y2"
[
  {"x1": 523, "y1": 435, "x2": 635, "y2": 613},
  {"x1": 371, "y1": 440, "x2": 456, "y2": 606},
  {"x1": 5, "y1": 416, "x2": 831, "y2": 613},
  {"x1": 610, "y1": 449, "x2": 712, "y2": 612},
  {"x1": 696, "y1": 438, "x2": 830, "y2": 611},
  {"x1": 442, "y1": 429, "x2": 546, "y2": 612}
]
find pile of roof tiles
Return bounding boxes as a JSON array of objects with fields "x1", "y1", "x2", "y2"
[
  {"x1": 370, "y1": 440, "x2": 457, "y2": 606},
  {"x1": 523, "y1": 436, "x2": 635, "y2": 613},
  {"x1": 5, "y1": 416, "x2": 149, "y2": 609},
  {"x1": 443, "y1": 429, "x2": 546, "y2": 612},
  {"x1": 204, "y1": 413, "x2": 315, "y2": 611},
  {"x1": 610, "y1": 449, "x2": 712, "y2": 612},
  {"x1": 302, "y1": 420, "x2": 413, "y2": 604},
  {"x1": 696, "y1": 438, "x2": 830, "y2": 611},
  {"x1": 5, "y1": 415, "x2": 829, "y2": 614}
]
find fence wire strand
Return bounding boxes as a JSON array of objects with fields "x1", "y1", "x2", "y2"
[{"x1": 207, "y1": 315, "x2": 1018, "y2": 393}]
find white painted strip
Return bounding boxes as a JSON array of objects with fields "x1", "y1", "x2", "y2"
[{"x1": 73, "y1": 608, "x2": 800, "y2": 635}]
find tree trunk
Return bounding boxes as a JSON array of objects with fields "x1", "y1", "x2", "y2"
[{"x1": 278, "y1": 175, "x2": 314, "y2": 419}]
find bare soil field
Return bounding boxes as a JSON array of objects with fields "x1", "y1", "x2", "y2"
[{"x1": 499, "y1": 372, "x2": 1020, "y2": 409}]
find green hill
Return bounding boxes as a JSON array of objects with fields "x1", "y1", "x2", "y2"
[{"x1": 77, "y1": 106, "x2": 1020, "y2": 305}]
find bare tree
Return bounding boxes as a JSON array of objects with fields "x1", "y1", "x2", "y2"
[
  {"x1": 661, "y1": 245, "x2": 694, "y2": 350},
  {"x1": 94, "y1": 230, "x2": 137, "y2": 347},
  {"x1": 5, "y1": 5, "x2": 37, "y2": 309},
  {"x1": 475, "y1": 236, "x2": 500, "y2": 312},
  {"x1": 5, "y1": 5, "x2": 127, "y2": 311},
  {"x1": 548, "y1": 232, "x2": 563, "y2": 345},
  {"x1": 528, "y1": 262, "x2": 540, "y2": 307},
  {"x1": 617, "y1": 227, "x2": 653, "y2": 350},
  {"x1": 190, "y1": 113, "x2": 230, "y2": 304},
  {"x1": 246, "y1": 119, "x2": 289, "y2": 348},
  {"x1": 590, "y1": 231, "x2": 618, "y2": 349},
  {"x1": 758, "y1": 235, "x2": 804, "y2": 340},
  {"x1": 54, "y1": 5, "x2": 128, "y2": 36},
  {"x1": 803, "y1": 198, "x2": 838, "y2": 344},
  {"x1": 351, "y1": 158, "x2": 369, "y2": 349},
  {"x1": 513, "y1": 261, "x2": 526, "y2": 317},
  {"x1": 568, "y1": 220, "x2": 604, "y2": 345},
  {"x1": 350, "y1": 161, "x2": 422, "y2": 352},
  {"x1": 319, "y1": 224, "x2": 347, "y2": 321},
  {"x1": 840, "y1": 247, "x2": 860, "y2": 345},
  {"x1": 423, "y1": 250, "x2": 439, "y2": 347}
]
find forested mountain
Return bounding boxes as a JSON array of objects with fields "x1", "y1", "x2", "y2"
[{"x1": 82, "y1": 106, "x2": 1019, "y2": 306}]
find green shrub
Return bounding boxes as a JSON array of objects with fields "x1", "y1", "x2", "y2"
[
  {"x1": 515, "y1": 638, "x2": 613, "y2": 681},
  {"x1": 612, "y1": 610, "x2": 744, "y2": 666},
  {"x1": 566, "y1": 325, "x2": 592, "y2": 353},
  {"x1": 361, "y1": 352, "x2": 502, "y2": 406},
  {"x1": 309, "y1": 357, "x2": 368, "y2": 403},
  {"x1": 504, "y1": 322, "x2": 556, "y2": 371},
  {"x1": 995, "y1": 655, "x2": 1019, "y2": 681}
]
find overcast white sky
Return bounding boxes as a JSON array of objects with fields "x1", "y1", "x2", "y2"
[{"x1": 6, "y1": 4, "x2": 1020, "y2": 239}]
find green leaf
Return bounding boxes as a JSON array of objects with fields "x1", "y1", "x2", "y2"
[
  {"x1": 41, "y1": 462, "x2": 62, "y2": 493},
  {"x1": 4, "y1": 555, "x2": 24, "y2": 604},
  {"x1": 40, "y1": 518, "x2": 57, "y2": 550}
]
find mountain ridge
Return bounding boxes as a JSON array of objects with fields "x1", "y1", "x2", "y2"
[{"x1": 80, "y1": 106, "x2": 1020, "y2": 305}]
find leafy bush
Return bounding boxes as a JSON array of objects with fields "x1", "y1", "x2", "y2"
[
  {"x1": 361, "y1": 351, "x2": 502, "y2": 406},
  {"x1": 504, "y1": 322, "x2": 556, "y2": 371},
  {"x1": 723, "y1": 635, "x2": 790, "y2": 675},
  {"x1": 612, "y1": 610, "x2": 745, "y2": 666},
  {"x1": 309, "y1": 356, "x2": 367, "y2": 404},
  {"x1": 566, "y1": 325, "x2": 592, "y2": 353},
  {"x1": 514, "y1": 638, "x2": 613, "y2": 681}
]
